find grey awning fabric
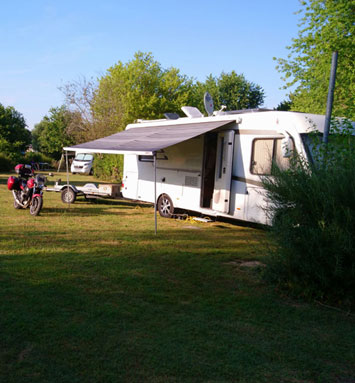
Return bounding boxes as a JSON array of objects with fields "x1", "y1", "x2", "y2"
[{"x1": 63, "y1": 120, "x2": 234, "y2": 155}]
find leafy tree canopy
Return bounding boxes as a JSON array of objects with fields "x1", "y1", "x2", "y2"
[
  {"x1": 193, "y1": 71, "x2": 264, "y2": 113},
  {"x1": 0, "y1": 103, "x2": 31, "y2": 155},
  {"x1": 275, "y1": 0, "x2": 355, "y2": 119},
  {"x1": 92, "y1": 52, "x2": 195, "y2": 135},
  {"x1": 32, "y1": 106, "x2": 75, "y2": 159},
  {"x1": 275, "y1": 98, "x2": 292, "y2": 111}
]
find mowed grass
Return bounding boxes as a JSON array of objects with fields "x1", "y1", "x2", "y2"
[{"x1": 0, "y1": 172, "x2": 354, "y2": 383}]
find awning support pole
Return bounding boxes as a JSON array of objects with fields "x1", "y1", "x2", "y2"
[
  {"x1": 154, "y1": 151, "x2": 157, "y2": 235},
  {"x1": 65, "y1": 151, "x2": 70, "y2": 205}
]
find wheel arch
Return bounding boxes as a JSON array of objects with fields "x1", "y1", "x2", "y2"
[
  {"x1": 156, "y1": 192, "x2": 167, "y2": 203},
  {"x1": 60, "y1": 185, "x2": 78, "y2": 193}
]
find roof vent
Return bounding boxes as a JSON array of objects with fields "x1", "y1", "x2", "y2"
[
  {"x1": 181, "y1": 106, "x2": 204, "y2": 118},
  {"x1": 164, "y1": 112, "x2": 180, "y2": 120}
]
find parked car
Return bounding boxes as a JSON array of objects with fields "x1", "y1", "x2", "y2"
[{"x1": 71, "y1": 153, "x2": 94, "y2": 175}]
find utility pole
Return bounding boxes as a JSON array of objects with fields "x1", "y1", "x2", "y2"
[{"x1": 323, "y1": 51, "x2": 338, "y2": 144}]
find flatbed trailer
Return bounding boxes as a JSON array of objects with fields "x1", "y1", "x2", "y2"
[{"x1": 46, "y1": 181, "x2": 121, "y2": 203}]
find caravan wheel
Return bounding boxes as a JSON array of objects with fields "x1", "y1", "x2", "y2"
[{"x1": 158, "y1": 194, "x2": 174, "y2": 218}]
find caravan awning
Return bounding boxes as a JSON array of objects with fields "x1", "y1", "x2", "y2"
[{"x1": 63, "y1": 120, "x2": 234, "y2": 155}]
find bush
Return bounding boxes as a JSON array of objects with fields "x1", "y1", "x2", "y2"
[
  {"x1": 93, "y1": 154, "x2": 123, "y2": 181},
  {"x1": 0, "y1": 153, "x2": 15, "y2": 171},
  {"x1": 23, "y1": 152, "x2": 54, "y2": 168},
  {"x1": 262, "y1": 120, "x2": 355, "y2": 306},
  {"x1": 0, "y1": 151, "x2": 55, "y2": 172}
]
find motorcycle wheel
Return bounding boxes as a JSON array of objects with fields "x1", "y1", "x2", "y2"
[{"x1": 30, "y1": 196, "x2": 43, "y2": 216}]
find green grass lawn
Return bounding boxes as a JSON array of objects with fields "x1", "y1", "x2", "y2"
[{"x1": 0, "y1": 171, "x2": 354, "y2": 383}]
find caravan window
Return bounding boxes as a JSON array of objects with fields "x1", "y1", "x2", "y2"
[
  {"x1": 251, "y1": 138, "x2": 294, "y2": 175},
  {"x1": 274, "y1": 138, "x2": 294, "y2": 170}
]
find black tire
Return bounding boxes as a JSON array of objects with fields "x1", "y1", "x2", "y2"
[
  {"x1": 61, "y1": 187, "x2": 76, "y2": 204},
  {"x1": 89, "y1": 168, "x2": 93, "y2": 175},
  {"x1": 158, "y1": 194, "x2": 174, "y2": 218},
  {"x1": 30, "y1": 196, "x2": 43, "y2": 216}
]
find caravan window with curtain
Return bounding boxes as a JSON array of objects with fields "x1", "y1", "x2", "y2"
[{"x1": 250, "y1": 138, "x2": 294, "y2": 175}]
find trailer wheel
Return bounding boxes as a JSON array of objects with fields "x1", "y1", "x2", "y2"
[
  {"x1": 61, "y1": 187, "x2": 76, "y2": 204},
  {"x1": 158, "y1": 194, "x2": 174, "y2": 218}
]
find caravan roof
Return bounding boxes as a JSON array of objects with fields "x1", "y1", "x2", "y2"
[{"x1": 64, "y1": 110, "x2": 326, "y2": 155}]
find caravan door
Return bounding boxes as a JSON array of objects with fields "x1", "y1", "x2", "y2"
[{"x1": 212, "y1": 130, "x2": 235, "y2": 213}]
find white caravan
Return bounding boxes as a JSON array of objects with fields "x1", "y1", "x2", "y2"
[{"x1": 121, "y1": 109, "x2": 326, "y2": 225}]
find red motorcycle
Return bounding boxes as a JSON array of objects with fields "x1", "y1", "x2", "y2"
[{"x1": 7, "y1": 164, "x2": 47, "y2": 216}]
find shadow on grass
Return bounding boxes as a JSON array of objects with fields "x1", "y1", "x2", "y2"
[
  {"x1": 0, "y1": 203, "x2": 131, "y2": 218},
  {"x1": 39, "y1": 203, "x2": 153, "y2": 217},
  {"x1": 40, "y1": 207, "x2": 127, "y2": 217},
  {"x1": 0, "y1": 173, "x2": 10, "y2": 185},
  {"x1": 0, "y1": 244, "x2": 354, "y2": 383},
  {"x1": 73, "y1": 197, "x2": 152, "y2": 208}
]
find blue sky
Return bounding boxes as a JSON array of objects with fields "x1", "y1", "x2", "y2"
[{"x1": 1, "y1": 0, "x2": 300, "y2": 129}]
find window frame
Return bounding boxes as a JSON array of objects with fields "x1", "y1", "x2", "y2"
[{"x1": 250, "y1": 137, "x2": 294, "y2": 176}]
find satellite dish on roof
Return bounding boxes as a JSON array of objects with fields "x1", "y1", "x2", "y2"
[{"x1": 204, "y1": 92, "x2": 214, "y2": 116}]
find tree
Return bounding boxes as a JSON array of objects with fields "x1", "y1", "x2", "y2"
[
  {"x1": 275, "y1": 98, "x2": 292, "y2": 111},
  {"x1": 59, "y1": 76, "x2": 97, "y2": 143},
  {"x1": 0, "y1": 103, "x2": 31, "y2": 156},
  {"x1": 275, "y1": 0, "x2": 355, "y2": 119},
  {"x1": 192, "y1": 71, "x2": 265, "y2": 113},
  {"x1": 32, "y1": 106, "x2": 75, "y2": 159},
  {"x1": 92, "y1": 51, "x2": 195, "y2": 135}
]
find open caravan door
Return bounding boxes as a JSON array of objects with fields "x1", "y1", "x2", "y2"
[{"x1": 212, "y1": 130, "x2": 235, "y2": 213}]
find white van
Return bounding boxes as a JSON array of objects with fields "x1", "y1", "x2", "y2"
[{"x1": 71, "y1": 153, "x2": 94, "y2": 175}]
